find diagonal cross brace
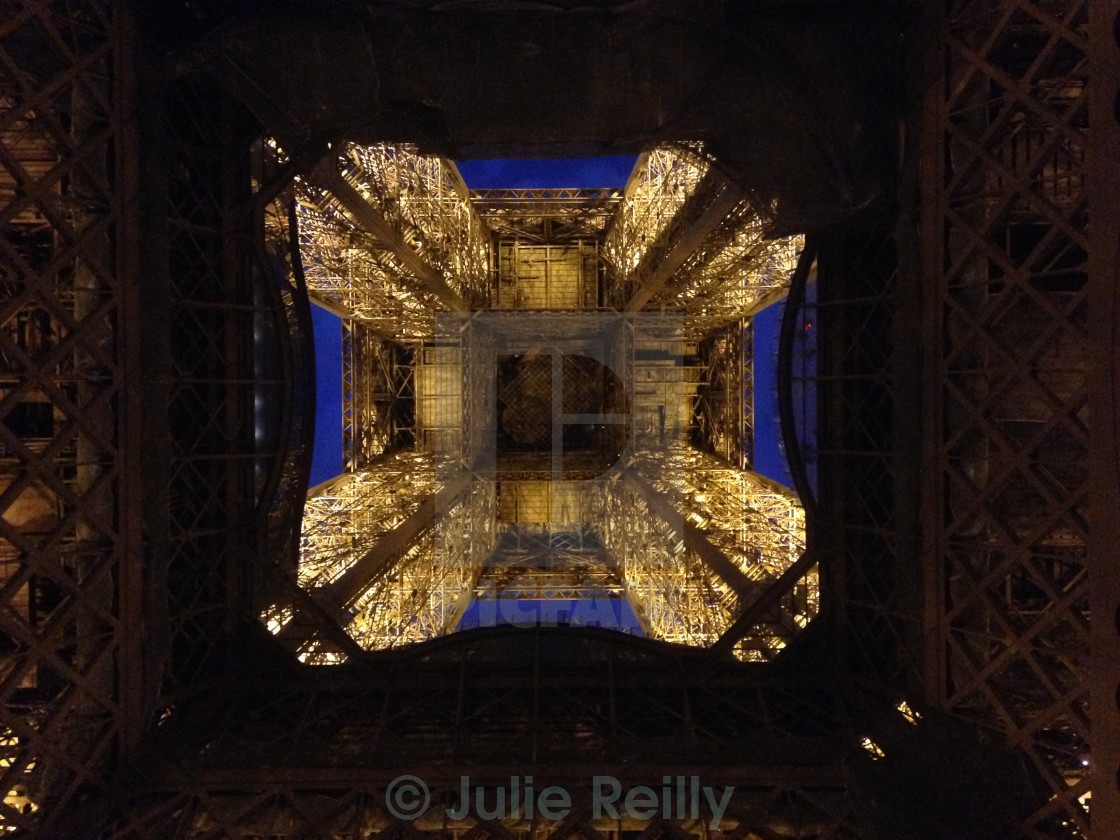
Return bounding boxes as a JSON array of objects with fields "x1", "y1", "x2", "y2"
[
  {"x1": 622, "y1": 469, "x2": 761, "y2": 604},
  {"x1": 309, "y1": 160, "x2": 470, "y2": 312},
  {"x1": 277, "y1": 472, "x2": 473, "y2": 643},
  {"x1": 203, "y1": 53, "x2": 470, "y2": 313},
  {"x1": 625, "y1": 182, "x2": 744, "y2": 312}
]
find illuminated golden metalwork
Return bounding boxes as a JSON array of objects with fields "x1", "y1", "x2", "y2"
[
  {"x1": 279, "y1": 141, "x2": 814, "y2": 658},
  {"x1": 291, "y1": 182, "x2": 440, "y2": 337},
  {"x1": 0, "y1": 729, "x2": 36, "y2": 830},
  {"x1": 663, "y1": 215, "x2": 803, "y2": 337},
  {"x1": 629, "y1": 447, "x2": 813, "y2": 661},
  {"x1": 696, "y1": 321, "x2": 754, "y2": 469},
  {"x1": 342, "y1": 322, "x2": 411, "y2": 472},
  {"x1": 344, "y1": 144, "x2": 490, "y2": 307},
  {"x1": 596, "y1": 477, "x2": 737, "y2": 646},
  {"x1": 267, "y1": 451, "x2": 496, "y2": 654},
  {"x1": 603, "y1": 143, "x2": 803, "y2": 335},
  {"x1": 275, "y1": 141, "x2": 492, "y2": 335},
  {"x1": 633, "y1": 448, "x2": 805, "y2": 582},
  {"x1": 587, "y1": 448, "x2": 811, "y2": 657},
  {"x1": 602, "y1": 144, "x2": 710, "y2": 299},
  {"x1": 295, "y1": 451, "x2": 444, "y2": 589},
  {"x1": 347, "y1": 482, "x2": 496, "y2": 650},
  {"x1": 472, "y1": 187, "x2": 621, "y2": 242}
]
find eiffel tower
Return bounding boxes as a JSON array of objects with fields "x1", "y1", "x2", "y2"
[{"x1": 0, "y1": 2, "x2": 1115, "y2": 838}]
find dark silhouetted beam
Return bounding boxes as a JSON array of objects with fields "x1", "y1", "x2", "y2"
[{"x1": 710, "y1": 548, "x2": 818, "y2": 656}]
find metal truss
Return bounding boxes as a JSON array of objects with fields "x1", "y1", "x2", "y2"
[
  {"x1": 460, "y1": 315, "x2": 497, "y2": 466},
  {"x1": 622, "y1": 314, "x2": 701, "y2": 450},
  {"x1": 1088, "y1": 2, "x2": 1120, "y2": 835},
  {"x1": 99, "y1": 629, "x2": 859, "y2": 838},
  {"x1": 158, "y1": 70, "x2": 269, "y2": 719},
  {"x1": 267, "y1": 451, "x2": 496, "y2": 658},
  {"x1": 602, "y1": 144, "x2": 802, "y2": 337},
  {"x1": 919, "y1": 1, "x2": 1094, "y2": 834},
  {"x1": 472, "y1": 187, "x2": 622, "y2": 242},
  {"x1": 627, "y1": 448, "x2": 812, "y2": 661},
  {"x1": 310, "y1": 303, "x2": 808, "y2": 656},
  {"x1": 1, "y1": 6, "x2": 270, "y2": 832},
  {"x1": 494, "y1": 239, "x2": 601, "y2": 310},
  {"x1": 4, "y1": 2, "x2": 1113, "y2": 837},
  {"x1": 293, "y1": 451, "x2": 447, "y2": 590},
  {"x1": 415, "y1": 342, "x2": 464, "y2": 457},
  {"x1": 633, "y1": 449, "x2": 805, "y2": 587},
  {"x1": 344, "y1": 143, "x2": 491, "y2": 308},
  {"x1": 298, "y1": 305, "x2": 808, "y2": 658},
  {"x1": 104, "y1": 791, "x2": 861, "y2": 840},
  {"x1": 291, "y1": 179, "x2": 441, "y2": 337},
  {"x1": 0, "y1": 2, "x2": 130, "y2": 828},
  {"x1": 256, "y1": 154, "x2": 319, "y2": 577},
  {"x1": 662, "y1": 218, "x2": 803, "y2": 339},
  {"x1": 347, "y1": 480, "x2": 496, "y2": 651},
  {"x1": 792, "y1": 230, "x2": 901, "y2": 687},
  {"x1": 473, "y1": 527, "x2": 623, "y2": 604},
  {"x1": 602, "y1": 144, "x2": 710, "y2": 302},
  {"x1": 596, "y1": 476, "x2": 736, "y2": 646},
  {"x1": 694, "y1": 320, "x2": 754, "y2": 470},
  {"x1": 342, "y1": 320, "x2": 412, "y2": 472}
]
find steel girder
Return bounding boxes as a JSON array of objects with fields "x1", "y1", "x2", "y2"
[
  {"x1": 918, "y1": 1, "x2": 1097, "y2": 834},
  {"x1": 0, "y1": 1, "x2": 1114, "y2": 837}
]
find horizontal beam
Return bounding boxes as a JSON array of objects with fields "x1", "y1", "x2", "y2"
[
  {"x1": 149, "y1": 761, "x2": 848, "y2": 792},
  {"x1": 306, "y1": 289, "x2": 353, "y2": 319}
]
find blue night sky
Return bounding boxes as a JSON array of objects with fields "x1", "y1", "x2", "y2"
[
  {"x1": 456, "y1": 156, "x2": 637, "y2": 189},
  {"x1": 456, "y1": 596, "x2": 646, "y2": 636},
  {"x1": 309, "y1": 305, "x2": 343, "y2": 488},
  {"x1": 309, "y1": 155, "x2": 791, "y2": 489}
]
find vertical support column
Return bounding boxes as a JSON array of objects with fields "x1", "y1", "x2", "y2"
[
  {"x1": 740, "y1": 317, "x2": 755, "y2": 470},
  {"x1": 918, "y1": 0, "x2": 949, "y2": 710},
  {"x1": 115, "y1": 0, "x2": 148, "y2": 757},
  {"x1": 342, "y1": 319, "x2": 361, "y2": 473},
  {"x1": 1088, "y1": 1, "x2": 1120, "y2": 835},
  {"x1": 221, "y1": 90, "x2": 250, "y2": 639},
  {"x1": 891, "y1": 2, "x2": 925, "y2": 697},
  {"x1": 131, "y1": 12, "x2": 174, "y2": 743}
]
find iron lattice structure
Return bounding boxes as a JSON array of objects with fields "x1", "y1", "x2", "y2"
[
  {"x1": 917, "y1": 1, "x2": 1095, "y2": 833},
  {"x1": 694, "y1": 319, "x2": 755, "y2": 469},
  {"x1": 278, "y1": 138, "x2": 812, "y2": 661},
  {"x1": 0, "y1": 1, "x2": 1114, "y2": 838}
]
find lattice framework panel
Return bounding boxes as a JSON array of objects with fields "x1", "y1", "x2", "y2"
[
  {"x1": 0, "y1": 1, "x2": 133, "y2": 829},
  {"x1": 922, "y1": 1, "x2": 1092, "y2": 834},
  {"x1": 694, "y1": 321, "x2": 754, "y2": 470},
  {"x1": 158, "y1": 72, "x2": 262, "y2": 711}
]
